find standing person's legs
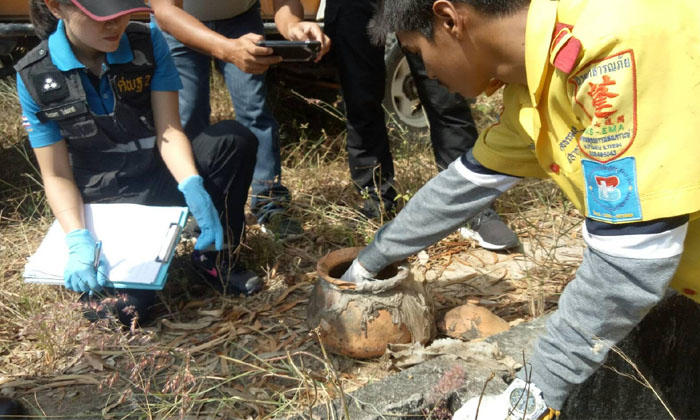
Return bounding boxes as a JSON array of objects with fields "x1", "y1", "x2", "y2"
[
  {"x1": 325, "y1": 0, "x2": 396, "y2": 218},
  {"x1": 208, "y1": 8, "x2": 301, "y2": 239},
  {"x1": 403, "y1": 51, "x2": 478, "y2": 169},
  {"x1": 160, "y1": 29, "x2": 212, "y2": 140}
]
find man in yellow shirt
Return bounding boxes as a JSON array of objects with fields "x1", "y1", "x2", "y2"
[{"x1": 340, "y1": 0, "x2": 700, "y2": 418}]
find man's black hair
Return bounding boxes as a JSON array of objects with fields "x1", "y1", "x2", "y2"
[{"x1": 369, "y1": 0, "x2": 530, "y2": 45}]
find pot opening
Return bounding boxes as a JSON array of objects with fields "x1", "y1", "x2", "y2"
[{"x1": 329, "y1": 261, "x2": 399, "y2": 280}]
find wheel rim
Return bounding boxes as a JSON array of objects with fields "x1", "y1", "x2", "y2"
[{"x1": 388, "y1": 56, "x2": 426, "y2": 128}]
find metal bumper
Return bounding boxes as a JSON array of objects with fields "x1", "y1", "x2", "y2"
[{"x1": 0, "y1": 23, "x2": 34, "y2": 38}]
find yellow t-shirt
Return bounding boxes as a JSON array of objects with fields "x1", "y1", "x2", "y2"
[{"x1": 473, "y1": 0, "x2": 700, "y2": 300}]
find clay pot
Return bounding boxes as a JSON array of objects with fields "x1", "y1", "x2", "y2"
[
  {"x1": 437, "y1": 303, "x2": 510, "y2": 341},
  {"x1": 307, "y1": 247, "x2": 435, "y2": 359}
]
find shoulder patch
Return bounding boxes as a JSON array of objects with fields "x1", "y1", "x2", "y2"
[
  {"x1": 569, "y1": 50, "x2": 638, "y2": 163},
  {"x1": 32, "y1": 71, "x2": 70, "y2": 104},
  {"x1": 550, "y1": 23, "x2": 581, "y2": 74}
]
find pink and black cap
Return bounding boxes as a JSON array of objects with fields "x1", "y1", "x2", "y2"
[{"x1": 69, "y1": 0, "x2": 153, "y2": 21}]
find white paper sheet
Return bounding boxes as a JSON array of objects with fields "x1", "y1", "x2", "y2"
[{"x1": 24, "y1": 203, "x2": 187, "y2": 287}]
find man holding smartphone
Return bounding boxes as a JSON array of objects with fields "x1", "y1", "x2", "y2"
[{"x1": 151, "y1": 0, "x2": 330, "y2": 242}]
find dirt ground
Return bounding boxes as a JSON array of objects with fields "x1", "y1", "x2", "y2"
[{"x1": 2, "y1": 211, "x2": 584, "y2": 418}]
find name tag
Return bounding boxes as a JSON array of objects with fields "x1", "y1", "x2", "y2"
[{"x1": 115, "y1": 74, "x2": 151, "y2": 94}]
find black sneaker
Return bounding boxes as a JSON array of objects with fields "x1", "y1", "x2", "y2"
[
  {"x1": 79, "y1": 289, "x2": 156, "y2": 327},
  {"x1": 359, "y1": 198, "x2": 395, "y2": 221},
  {"x1": 191, "y1": 250, "x2": 262, "y2": 296},
  {"x1": 0, "y1": 396, "x2": 26, "y2": 419},
  {"x1": 459, "y1": 207, "x2": 519, "y2": 250},
  {"x1": 254, "y1": 202, "x2": 303, "y2": 241}
]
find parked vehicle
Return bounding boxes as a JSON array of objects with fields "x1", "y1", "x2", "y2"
[
  {"x1": 0, "y1": 2, "x2": 37, "y2": 79},
  {"x1": 0, "y1": 0, "x2": 427, "y2": 130}
]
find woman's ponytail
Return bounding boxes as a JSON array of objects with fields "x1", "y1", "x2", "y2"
[{"x1": 29, "y1": 0, "x2": 61, "y2": 39}]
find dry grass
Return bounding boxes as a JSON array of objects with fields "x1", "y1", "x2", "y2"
[{"x1": 0, "y1": 71, "x2": 581, "y2": 419}]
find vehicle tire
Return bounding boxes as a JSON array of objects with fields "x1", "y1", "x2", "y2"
[
  {"x1": 0, "y1": 54, "x2": 15, "y2": 78},
  {"x1": 383, "y1": 36, "x2": 428, "y2": 133}
]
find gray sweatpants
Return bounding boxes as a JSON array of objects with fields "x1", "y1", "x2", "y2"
[{"x1": 519, "y1": 245, "x2": 682, "y2": 409}]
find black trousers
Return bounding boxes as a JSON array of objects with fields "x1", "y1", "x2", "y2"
[
  {"x1": 324, "y1": 0, "x2": 478, "y2": 203},
  {"x1": 142, "y1": 120, "x2": 258, "y2": 247},
  {"x1": 81, "y1": 120, "x2": 257, "y2": 322}
]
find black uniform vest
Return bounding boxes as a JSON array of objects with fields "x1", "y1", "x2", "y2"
[{"x1": 15, "y1": 22, "x2": 160, "y2": 203}]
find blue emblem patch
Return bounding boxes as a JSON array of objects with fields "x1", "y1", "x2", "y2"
[{"x1": 582, "y1": 157, "x2": 641, "y2": 223}]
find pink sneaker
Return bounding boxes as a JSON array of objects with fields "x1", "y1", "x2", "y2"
[{"x1": 192, "y1": 251, "x2": 262, "y2": 296}]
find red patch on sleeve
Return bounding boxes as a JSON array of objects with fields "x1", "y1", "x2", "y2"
[{"x1": 551, "y1": 23, "x2": 582, "y2": 74}]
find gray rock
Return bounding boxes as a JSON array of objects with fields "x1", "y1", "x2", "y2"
[
  {"x1": 562, "y1": 294, "x2": 700, "y2": 419},
  {"x1": 284, "y1": 295, "x2": 700, "y2": 419},
  {"x1": 282, "y1": 319, "x2": 546, "y2": 420}
]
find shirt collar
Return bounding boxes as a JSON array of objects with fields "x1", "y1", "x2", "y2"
[
  {"x1": 48, "y1": 20, "x2": 134, "y2": 72},
  {"x1": 524, "y1": 0, "x2": 558, "y2": 105}
]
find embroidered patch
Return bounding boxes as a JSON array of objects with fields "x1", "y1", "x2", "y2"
[
  {"x1": 582, "y1": 157, "x2": 641, "y2": 223},
  {"x1": 569, "y1": 50, "x2": 637, "y2": 163},
  {"x1": 42, "y1": 76, "x2": 60, "y2": 92},
  {"x1": 32, "y1": 71, "x2": 69, "y2": 104},
  {"x1": 115, "y1": 74, "x2": 151, "y2": 95},
  {"x1": 550, "y1": 23, "x2": 581, "y2": 74},
  {"x1": 37, "y1": 101, "x2": 89, "y2": 123}
]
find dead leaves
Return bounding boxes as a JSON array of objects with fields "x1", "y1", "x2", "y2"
[
  {"x1": 0, "y1": 187, "x2": 584, "y2": 418},
  {"x1": 161, "y1": 318, "x2": 216, "y2": 331}
]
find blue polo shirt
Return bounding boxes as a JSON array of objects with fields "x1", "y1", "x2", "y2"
[{"x1": 17, "y1": 20, "x2": 183, "y2": 148}]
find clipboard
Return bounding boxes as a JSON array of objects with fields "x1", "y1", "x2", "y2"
[
  {"x1": 108, "y1": 207, "x2": 188, "y2": 290},
  {"x1": 24, "y1": 203, "x2": 189, "y2": 290}
]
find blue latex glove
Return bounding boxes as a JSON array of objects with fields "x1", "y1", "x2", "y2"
[
  {"x1": 178, "y1": 175, "x2": 224, "y2": 251},
  {"x1": 64, "y1": 229, "x2": 109, "y2": 293}
]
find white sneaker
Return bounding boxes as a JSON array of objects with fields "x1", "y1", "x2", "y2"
[
  {"x1": 453, "y1": 378, "x2": 559, "y2": 420},
  {"x1": 459, "y1": 207, "x2": 519, "y2": 251}
]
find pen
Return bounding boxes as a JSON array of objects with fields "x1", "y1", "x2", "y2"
[
  {"x1": 93, "y1": 240, "x2": 102, "y2": 272},
  {"x1": 90, "y1": 240, "x2": 102, "y2": 297}
]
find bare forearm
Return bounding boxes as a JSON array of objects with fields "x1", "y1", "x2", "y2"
[
  {"x1": 152, "y1": 90, "x2": 198, "y2": 183},
  {"x1": 34, "y1": 141, "x2": 85, "y2": 233},
  {"x1": 272, "y1": 0, "x2": 330, "y2": 59},
  {"x1": 273, "y1": 0, "x2": 304, "y2": 39},
  {"x1": 151, "y1": 0, "x2": 279, "y2": 73},
  {"x1": 158, "y1": 126, "x2": 198, "y2": 183},
  {"x1": 152, "y1": 0, "x2": 232, "y2": 61},
  {"x1": 43, "y1": 175, "x2": 85, "y2": 233}
]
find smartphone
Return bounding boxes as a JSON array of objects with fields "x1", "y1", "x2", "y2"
[{"x1": 257, "y1": 40, "x2": 321, "y2": 62}]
